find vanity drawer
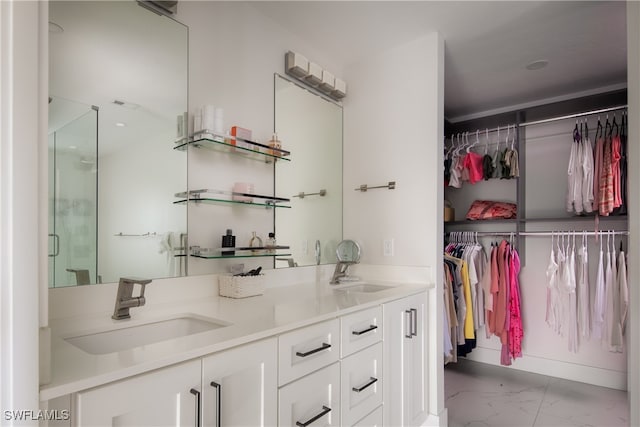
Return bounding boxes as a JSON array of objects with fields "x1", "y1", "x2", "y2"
[
  {"x1": 278, "y1": 362, "x2": 341, "y2": 427},
  {"x1": 341, "y1": 342, "x2": 383, "y2": 427},
  {"x1": 278, "y1": 319, "x2": 340, "y2": 385},
  {"x1": 352, "y1": 405, "x2": 383, "y2": 427},
  {"x1": 341, "y1": 306, "x2": 383, "y2": 357}
]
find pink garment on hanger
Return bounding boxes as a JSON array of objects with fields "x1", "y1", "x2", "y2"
[
  {"x1": 611, "y1": 135, "x2": 622, "y2": 208},
  {"x1": 463, "y1": 152, "x2": 484, "y2": 184},
  {"x1": 599, "y1": 136, "x2": 614, "y2": 215},
  {"x1": 508, "y1": 248, "x2": 523, "y2": 360},
  {"x1": 592, "y1": 137, "x2": 604, "y2": 212}
]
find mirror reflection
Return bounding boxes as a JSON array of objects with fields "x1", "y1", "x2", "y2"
[
  {"x1": 48, "y1": 1, "x2": 188, "y2": 287},
  {"x1": 274, "y1": 74, "x2": 343, "y2": 267}
]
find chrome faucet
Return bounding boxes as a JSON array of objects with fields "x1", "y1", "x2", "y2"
[
  {"x1": 330, "y1": 240, "x2": 361, "y2": 284},
  {"x1": 330, "y1": 261, "x2": 357, "y2": 284},
  {"x1": 112, "y1": 277, "x2": 152, "y2": 320}
]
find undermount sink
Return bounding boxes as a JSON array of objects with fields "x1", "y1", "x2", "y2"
[
  {"x1": 334, "y1": 283, "x2": 394, "y2": 293},
  {"x1": 65, "y1": 315, "x2": 230, "y2": 355}
]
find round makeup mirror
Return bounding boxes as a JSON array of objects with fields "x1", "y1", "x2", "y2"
[{"x1": 336, "y1": 240, "x2": 361, "y2": 264}]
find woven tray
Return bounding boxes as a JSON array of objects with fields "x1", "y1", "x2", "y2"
[{"x1": 218, "y1": 274, "x2": 265, "y2": 298}]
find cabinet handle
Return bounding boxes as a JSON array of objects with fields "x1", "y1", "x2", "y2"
[
  {"x1": 405, "y1": 310, "x2": 412, "y2": 338},
  {"x1": 411, "y1": 308, "x2": 418, "y2": 337},
  {"x1": 296, "y1": 342, "x2": 331, "y2": 357},
  {"x1": 352, "y1": 325, "x2": 378, "y2": 336},
  {"x1": 210, "y1": 381, "x2": 221, "y2": 427},
  {"x1": 189, "y1": 388, "x2": 201, "y2": 427},
  {"x1": 352, "y1": 377, "x2": 378, "y2": 393},
  {"x1": 295, "y1": 405, "x2": 332, "y2": 427}
]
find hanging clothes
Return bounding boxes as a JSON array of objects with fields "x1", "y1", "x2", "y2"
[
  {"x1": 618, "y1": 243, "x2": 629, "y2": 336},
  {"x1": 581, "y1": 130, "x2": 595, "y2": 213},
  {"x1": 545, "y1": 233, "x2": 560, "y2": 333},
  {"x1": 576, "y1": 232, "x2": 591, "y2": 339},
  {"x1": 592, "y1": 236, "x2": 606, "y2": 340}
]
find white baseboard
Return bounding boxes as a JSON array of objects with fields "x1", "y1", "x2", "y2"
[
  {"x1": 464, "y1": 347, "x2": 627, "y2": 390},
  {"x1": 423, "y1": 408, "x2": 448, "y2": 427}
]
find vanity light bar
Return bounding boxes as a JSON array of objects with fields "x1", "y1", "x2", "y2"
[{"x1": 285, "y1": 51, "x2": 346, "y2": 100}]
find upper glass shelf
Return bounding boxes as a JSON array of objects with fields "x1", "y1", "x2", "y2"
[
  {"x1": 174, "y1": 129, "x2": 291, "y2": 162},
  {"x1": 174, "y1": 189, "x2": 291, "y2": 208}
]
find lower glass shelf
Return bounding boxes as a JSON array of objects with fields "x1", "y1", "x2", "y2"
[{"x1": 191, "y1": 252, "x2": 292, "y2": 260}]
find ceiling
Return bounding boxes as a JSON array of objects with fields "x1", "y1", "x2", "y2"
[{"x1": 248, "y1": 1, "x2": 627, "y2": 122}]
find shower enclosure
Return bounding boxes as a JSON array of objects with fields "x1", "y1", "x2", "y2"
[{"x1": 48, "y1": 97, "x2": 98, "y2": 287}]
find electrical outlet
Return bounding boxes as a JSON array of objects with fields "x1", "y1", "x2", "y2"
[{"x1": 383, "y1": 239, "x2": 394, "y2": 257}]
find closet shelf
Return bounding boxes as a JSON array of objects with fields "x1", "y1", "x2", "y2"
[
  {"x1": 174, "y1": 130, "x2": 291, "y2": 162},
  {"x1": 445, "y1": 215, "x2": 627, "y2": 226},
  {"x1": 521, "y1": 215, "x2": 627, "y2": 223},
  {"x1": 445, "y1": 218, "x2": 518, "y2": 226}
]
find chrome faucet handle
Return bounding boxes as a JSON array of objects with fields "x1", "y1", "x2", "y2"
[{"x1": 112, "y1": 277, "x2": 152, "y2": 320}]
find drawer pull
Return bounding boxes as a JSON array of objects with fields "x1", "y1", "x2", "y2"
[
  {"x1": 189, "y1": 388, "x2": 201, "y2": 427},
  {"x1": 405, "y1": 310, "x2": 412, "y2": 338},
  {"x1": 352, "y1": 377, "x2": 378, "y2": 393},
  {"x1": 352, "y1": 325, "x2": 378, "y2": 336},
  {"x1": 210, "y1": 381, "x2": 221, "y2": 427},
  {"x1": 295, "y1": 405, "x2": 332, "y2": 427},
  {"x1": 411, "y1": 308, "x2": 418, "y2": 337},
  {"x1": 296, "y1": 342, "x2": 331, "y2": 357}
]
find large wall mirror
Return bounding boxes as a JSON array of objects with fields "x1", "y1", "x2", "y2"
[
  {"x1": 274, "y1": 74, "x2": 343, "y2": 268},
  {"x1": 48, "y1": 1, "x2": 188, "y2": 287}
]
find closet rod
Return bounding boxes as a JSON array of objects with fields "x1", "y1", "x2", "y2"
[
  {"x1": 519, "y1": 105, "x2": 627, "y2": 128},
  {"x1": 447, "y1": 230, "x2": 629, "y2": 237},
  {"x1": 444, "y1": 124, "x2": 517, "y2": 140}
]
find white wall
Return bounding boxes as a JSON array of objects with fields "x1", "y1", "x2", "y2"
[
  {"x1": 342, "y1": 32, "x2": 446, "y2": 424},
  {"x1": 626, "y1": 1, "x2": 639, "y2": 424},
  {"x1": 1, "y1": 0, "x2": 44, "y2": 420},
  {"x1": 177, "y1": 2, "x2": 344, "y2": 276}
]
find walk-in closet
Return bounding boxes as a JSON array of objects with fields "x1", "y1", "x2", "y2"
[{"x1": 443, "y1": 90, "x2": 631, "y2": 425}]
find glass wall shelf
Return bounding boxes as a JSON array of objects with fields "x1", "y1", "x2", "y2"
[
  {"x1": 174, "y1": 129, "x2": 291, "y2": 162},
  {"x1": 174, "y1": 189, "x2": 291, "y2": 209},
  {"x1": 190, "y1": 246, "x2": 291, "y2": 259}
]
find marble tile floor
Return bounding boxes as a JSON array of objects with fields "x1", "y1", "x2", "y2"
[{"x1": 445, "y1": 359, "x2": 629, "y2": 427}]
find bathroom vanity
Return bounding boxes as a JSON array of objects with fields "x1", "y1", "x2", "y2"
[{"x1": 41, "y1": 276, "x2": 431, "y2": 427}]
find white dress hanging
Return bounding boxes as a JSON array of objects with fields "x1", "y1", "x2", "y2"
[
  {"x1": 593, "y1": 236, "x2": 606, "y2": 340},
  {"x1": 576, "y1": 232, "x2": 591, "y2": 339}
]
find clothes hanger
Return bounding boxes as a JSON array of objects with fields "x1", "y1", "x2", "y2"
[
  {"x1": 484, "y1": 129, "x2": 489, "y2": 155},
  {"x1": 612, "y1": 115, "x2": 619, "y2": 137},
  {"x1": 574, "y1": 120, "x2": 580, "y2": 143}
]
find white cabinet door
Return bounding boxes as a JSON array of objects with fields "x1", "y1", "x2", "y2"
[
  {"x1": 202, "y1": 338, "x2": 277, "y2": 427},
  {"x1": 75, "y1": 360, "x2": 201, "y2": 427},
  {"x1": 383, "y1": 292, "x2": 428, "y2": 427},
  {"x1": 278, "y1": 363, "x2": 340, "y2": 427}
]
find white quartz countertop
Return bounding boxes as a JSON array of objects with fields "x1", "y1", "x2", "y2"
[{"x1": 41, "y1": 279, "x2": 431, "y2": 401}]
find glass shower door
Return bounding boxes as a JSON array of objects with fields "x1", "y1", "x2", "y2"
[{"x1": 48, "y1": 98, "x2": 98, "y2": 287}]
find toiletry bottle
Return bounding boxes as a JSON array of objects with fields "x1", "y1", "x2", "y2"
[
  {"x1": 249, "y1": 231, "x2": 263, "y2": 253},
  {"x1": 265, "y1": 232, "x2": 276, "y2": 254},
  {"x1": 268, "y1": 133, "x2": 282, "y2": 157},
  {"x1": 221, "y1": 229, "x2": 235, "y2": 256}
]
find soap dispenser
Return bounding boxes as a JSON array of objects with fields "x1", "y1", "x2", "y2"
[{"x1": 221, "y1": 229, "x2": 235, "y2": 256}]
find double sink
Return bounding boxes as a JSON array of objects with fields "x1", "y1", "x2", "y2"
[{"x1": 64, "y1": 282, "x2": 393, "y2": 355}]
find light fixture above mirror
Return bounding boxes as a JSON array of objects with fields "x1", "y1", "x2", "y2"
[{"x1": 285, "y1": 51, "x2": 347, "y2": 100}]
